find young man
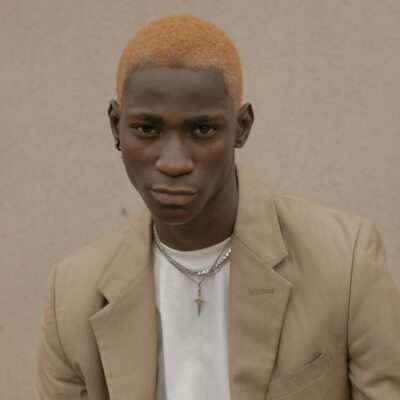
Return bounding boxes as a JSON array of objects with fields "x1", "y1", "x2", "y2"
[{"x1": 33, "y1": 14, "x2": 400, "y2": 400}]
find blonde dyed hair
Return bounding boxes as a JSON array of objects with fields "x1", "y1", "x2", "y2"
[{"x1": 116, "y1": 14, "x2": 243, "y2": 107}]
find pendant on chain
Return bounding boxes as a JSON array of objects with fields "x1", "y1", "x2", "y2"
[{"x1": 194, "y1": 282, "x2": 205, "y2": 317}]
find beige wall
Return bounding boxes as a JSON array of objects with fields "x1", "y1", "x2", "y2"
[{"x1": 1, "y1": 0, "x2": 399, "y2": 398}]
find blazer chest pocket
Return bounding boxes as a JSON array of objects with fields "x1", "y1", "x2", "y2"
[{"x1": 266, "y1": 353, "x2": 330, "y2": 399}]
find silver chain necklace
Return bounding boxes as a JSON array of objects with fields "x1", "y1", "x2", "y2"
[{"x1": 152, "y1": 224, "x2": 232, "y2": 317}]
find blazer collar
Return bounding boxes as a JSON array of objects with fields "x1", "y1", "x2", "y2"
[
  {"x1": 233, "y1": 165, "x2": 288, "y2": 267},
  {"x1": 96, "y1": 210, "x2": 153, "y2": 303},
  {"x1": 90, "y1": 165, "x2": 292, "y2": 400}
]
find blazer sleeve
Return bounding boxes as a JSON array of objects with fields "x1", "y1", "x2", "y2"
[
  {"x1": 33, "y1": 264, "x2": 86, "y2": 399},
  {"x1": 348, "y1": 219, "x2": 400, "y2": 399}
]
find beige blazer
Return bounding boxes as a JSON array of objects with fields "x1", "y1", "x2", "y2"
[{"x1": 33, "y1": 167, "x2": 400, "y2": 400}]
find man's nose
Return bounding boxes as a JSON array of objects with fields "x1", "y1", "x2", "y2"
[{"x1": 155, "y1": 136, "x2": 195, "y2": 177}]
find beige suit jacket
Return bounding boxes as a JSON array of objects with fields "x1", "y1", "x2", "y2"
[{"x1": 33, "y1": 167, "x2": 400, "y2": 400}]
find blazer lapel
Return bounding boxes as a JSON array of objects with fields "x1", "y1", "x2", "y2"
[
  {"x1": 90, "y1": 211, "x2": 158, "y2": 400},
  {"x1": 228, "y1": 167, "x2": 292, "y2": 400}
]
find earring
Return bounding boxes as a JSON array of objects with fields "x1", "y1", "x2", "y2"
[{"x1": 115, "y1": 140, "x2": 121, "y2": 151}]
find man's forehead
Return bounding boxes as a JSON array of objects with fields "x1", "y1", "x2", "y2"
[{"x1": 122, "y1": 66, "x2": 233, "y2": 111}]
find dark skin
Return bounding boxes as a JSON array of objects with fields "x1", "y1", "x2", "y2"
[{"x1": 109, "y1": 66, "x2": 254, "y2": 251}]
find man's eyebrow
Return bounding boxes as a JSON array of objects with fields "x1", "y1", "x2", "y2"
[
  {"x1": 127, "y1": 112, "x2": 226, "y2": 125},
  {"x1": 128, "y1": 112, "x2": 164, "y2": 124},
  {"x1": 184, "y1": 115, "x2": 226, "y2": 124}
]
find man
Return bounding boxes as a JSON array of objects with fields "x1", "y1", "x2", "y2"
[{"x1": 33, "y1": 14, "x2": 400, "y2": 400}]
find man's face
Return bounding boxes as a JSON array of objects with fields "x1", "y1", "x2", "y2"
[{"x1": 110, "y1": 66, "x2": 252, "y2": 226}]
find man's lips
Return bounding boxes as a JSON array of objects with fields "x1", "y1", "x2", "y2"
[{"x1": 150, "y1": 187, "x2": 198, "y2": 205}]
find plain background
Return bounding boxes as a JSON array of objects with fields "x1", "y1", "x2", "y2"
[{"x1": 1, "y1": 0, "x2": 399, "y2": 398}]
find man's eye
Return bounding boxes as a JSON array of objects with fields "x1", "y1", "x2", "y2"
[
  {"x1": 135, "y1": 125, "x2": 158, "y2": 135},
  {"x1": 192, "y1": 125, "x2": 216, "y2": 136}
]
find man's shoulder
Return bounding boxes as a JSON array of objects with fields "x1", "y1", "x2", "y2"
[
  {"x1": 58, "y1": 221, "x2": 131, "y2": 269},
  {"x1": 241, "y1": 167, "x2": 365, "y2": 234},
  {"x1": 44, "y1": 212, "x2": 149, "y2": 332},
  {"x1": 271, "y1": 188, "x2": 369, "y2": 258},
  {"x1": 272, "y1": 188, "x2": 364, "y2": 228},
  {"x1": 236, "y1": 167, "x2": 374, "y2": 281},
  {"x1": 270, "y1": 188, "x2": 371, "y2": 273},
  {"x1": 53, "y1": 213, "x2": 145, "y2": 289}
]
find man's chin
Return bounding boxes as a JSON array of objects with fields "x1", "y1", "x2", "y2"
[{"x1": 150, "y1": 207, "x2": 199, "y2": 226}]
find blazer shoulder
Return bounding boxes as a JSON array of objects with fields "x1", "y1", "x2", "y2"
[
  {"x1": 270, "y1": 189, "x2": 372, "y2": 273},
  {"x1": 272, "y1": 189, "x2": 366, "y2": 231},
  {"x1": 59, "y1": 221, "x2": 131, "y2": 267},
  {"x1": 238, "y1": 166, "x2": 366, "y2": 231},
  {"x1": 53, "y1": 214, "x2": 144, "y2": 290}
]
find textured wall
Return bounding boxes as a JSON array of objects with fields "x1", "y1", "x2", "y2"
[{"x1": 1, "y1": 0, "x2": 399, "y2": 398}]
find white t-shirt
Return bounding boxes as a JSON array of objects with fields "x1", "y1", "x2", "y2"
[{"x1": 153, "y1": 236, "x2": 232, "y2": 400}]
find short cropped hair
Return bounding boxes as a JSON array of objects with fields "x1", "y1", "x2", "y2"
[{"x1": 116, "y1": 14, "x2": 243, "y2": 107}]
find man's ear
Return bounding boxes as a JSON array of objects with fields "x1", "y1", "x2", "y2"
[
  {"x1": 235, "y1": 102, "x2": 254, "y2": 148},
  {"x1": 108, "y1": 100, "x2": 121, "y2": 145}
]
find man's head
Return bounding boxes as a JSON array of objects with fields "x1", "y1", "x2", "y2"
[{"x1": 109, "y1": 14, "x2": 254, "y2": 230}]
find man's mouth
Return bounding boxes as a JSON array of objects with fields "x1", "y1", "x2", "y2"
[{"x1": 150, "y1": 187, "x2": 198, "y2": 205}]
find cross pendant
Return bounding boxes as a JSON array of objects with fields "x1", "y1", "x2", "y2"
[{"x1": 194, "y1": 282, "x2": 205, "y2": 317}]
